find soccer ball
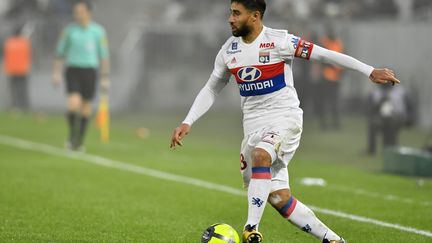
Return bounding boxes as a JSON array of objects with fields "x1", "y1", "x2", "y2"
[{"x1": 201, "y1": 223, "x2": 240, "y2": 243}]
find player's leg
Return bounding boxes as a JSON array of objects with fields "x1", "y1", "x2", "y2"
[
  {"x1": 65, "y1": 67, "x2": 82, "y2": 149},
  {"x1": 66, "y1": 92, "x2": 82, "y2": 148},
  {"x1": 77, "y1": 99, "x2": 92, "y2": 148},
  {"x1": 76, "y1": 68, "x2": 97, "y2": 149},
  {"x1": 22, "y1": 75, "x2": 30, "y2": 111},
  {"x1": 268, "y1": 118, "x2": 344, "y2": 242},
  {"x1": 242, "y1": 131, "x2": 283, "y2": 242},
  {"x1": 16, "y1": 76, "x2": 30, "y2": 112},
  {"x1": 246, "y1": 147, "x2": 272, "y2": 225},
  {"x1": 268, "y1": 189, "x2": 344, "y2": 242},
  {"x1": 243, "y1": 147, "x2": 271, "y2": 242},
  {"x1": 9, "y1": 76, "x2": 19, "y2": 111}
]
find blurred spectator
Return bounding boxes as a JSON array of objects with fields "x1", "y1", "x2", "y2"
[
  {"x1": 315, "y1": 26, "x2": 344, "y2": 130},
  {"x1": 366, "y1": 84, "x2": 414, "y2": 155},
  {"x1": 3, "y1": 26, "x2": 32, "y2": 112}
]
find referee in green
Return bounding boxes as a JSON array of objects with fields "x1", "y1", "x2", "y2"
[{"x1": 52, "y1": 0, "x2": 110, "y2": 151}]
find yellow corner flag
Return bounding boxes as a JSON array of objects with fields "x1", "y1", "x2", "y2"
[{"x1": 96, "y1": 93, "x2": 110, "y2": 142}]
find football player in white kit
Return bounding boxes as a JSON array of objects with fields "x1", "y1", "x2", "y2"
[{"x1": 170, "y1": 0, "x2": 400, "y2": 242}]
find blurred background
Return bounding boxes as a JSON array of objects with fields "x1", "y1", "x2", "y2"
[{"x1": 1, "y1": 0, "x2": 432, "y2": 165}]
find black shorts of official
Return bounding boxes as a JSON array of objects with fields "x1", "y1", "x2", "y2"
[{"x1": 65, "y1": 67, "x2": 98, "y2": 101}]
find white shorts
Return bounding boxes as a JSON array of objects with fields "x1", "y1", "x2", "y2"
[{"x1": 240, "y1": 117, "x2": 302, "y2": 192}]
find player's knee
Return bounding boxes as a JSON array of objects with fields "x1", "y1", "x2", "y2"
[
  {"x1": 268, "y1": 189, "x2": 292, "y2": 208},
  {"x1": 68, "y1": 94, "x2": 82, "y2": 111},
  {"x1": 81, "y1": 101, "x2": 92, "y2": 117},
  {"x1": 251, "y1": 148, "x2": 271, "y2": 167}
]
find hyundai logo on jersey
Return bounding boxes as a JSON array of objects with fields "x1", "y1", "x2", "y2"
[
  {"x1": 237, "y1": 67, "x2": 262, "y2": 82},
  {"x1": 230, "y1": 62, "x2": 286, "y2": 97}
]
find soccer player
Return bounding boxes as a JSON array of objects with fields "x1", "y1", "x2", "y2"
[
  {"x1": 52, "y1": 0, "x2": 110, "y2": 151},
  {"x1": 170, "y1": 0, "x2": 400, "y2": 242}
]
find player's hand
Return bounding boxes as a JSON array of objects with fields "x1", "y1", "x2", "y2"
[
  {"x1": 170, "y1": 123, "x2": 191, "y2": 149},
  {"x1": 52, "y1": 72, "x2": 62, "y2": 88},
  {"x1": 100, "y1": 77, "x2": 110, "y2": 92},
  {"x1": 369, "y1": 68, "x2": 400, "y2": 85}
]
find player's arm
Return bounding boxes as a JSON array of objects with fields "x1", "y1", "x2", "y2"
[
  {"x1": 98, "y1": 28, "x2": 110, "y2": 92},
  {"x1": 170, "y1": 74, "x2": 229, "y2": 149},
  {"x1": 52, "y1": 59, "x2": 64, "y2": 88},
  {"x1": 305, "y1": 41, "x2": 400, "y2": 85},
  {"x1": 52, "y1": 28, "x2": 69, "y2": 88}
]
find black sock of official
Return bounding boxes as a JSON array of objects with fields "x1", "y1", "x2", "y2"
[
  {"x1": 67, "y1": 112, "x2": 78, "y2": 144},
  {"x1": 78, "y1": 116, "x2": 89, "y2": 147}
]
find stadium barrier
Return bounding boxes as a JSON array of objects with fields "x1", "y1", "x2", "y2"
[{"x1": 383, "y1": 147, "x2": 432, "y2": 177}]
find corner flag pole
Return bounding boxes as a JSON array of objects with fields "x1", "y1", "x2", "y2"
[{"x1": 96, "y1": 91, "x2": 110, "y2": 143}]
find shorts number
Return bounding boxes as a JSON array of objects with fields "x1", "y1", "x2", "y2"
[{"x1": 240, "y1": 153, "x2": 247, "y2": 170}]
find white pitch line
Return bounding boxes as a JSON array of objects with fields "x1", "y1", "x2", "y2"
[
  {"x1": 309, "y1": 206, "x2": 432, "y2": 238},
  {"x1": 326, "y1": 185, "x2": 432, "y2": 207},
  {"x1": 298, "y1": 181, "x2": 432, "y2": 207},
  {"x1": 0, "y1": 134, "x2": 431, "y2": 238}
]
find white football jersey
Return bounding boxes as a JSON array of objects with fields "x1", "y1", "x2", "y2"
[{"x1": 212, "y1": 26, "x2": 314, "y2": 135}]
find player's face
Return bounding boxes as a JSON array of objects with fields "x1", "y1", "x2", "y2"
[
  {"x1": 74, "y1": 3, "x2": 91, "y2": 25},
  {"x1": 229, "y1": 3, "x2": 255, "y2": 37}
]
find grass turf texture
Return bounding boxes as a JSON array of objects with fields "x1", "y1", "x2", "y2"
[{"x1": 0, "y1": 112, "x2": 431, "y2": 242}]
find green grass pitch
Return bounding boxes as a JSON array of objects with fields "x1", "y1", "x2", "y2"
[{"x1": 0, "y1": 112, "x2": 431, "y2": 242}]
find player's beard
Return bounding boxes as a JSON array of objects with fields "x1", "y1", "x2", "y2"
[{"x1": 232, "y1": 23, "x2": 251, "y2": 37}]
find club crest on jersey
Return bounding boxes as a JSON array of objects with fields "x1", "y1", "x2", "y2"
[
  {"x1": 237, "y1": 67, "x2": 262, "y2": 82},
  {"x1": 259, "y1": 42, "x2": 275, "y2": 49},
  {"x1": 259, "y1": 52, "x2": 270, "y2": 64}
]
